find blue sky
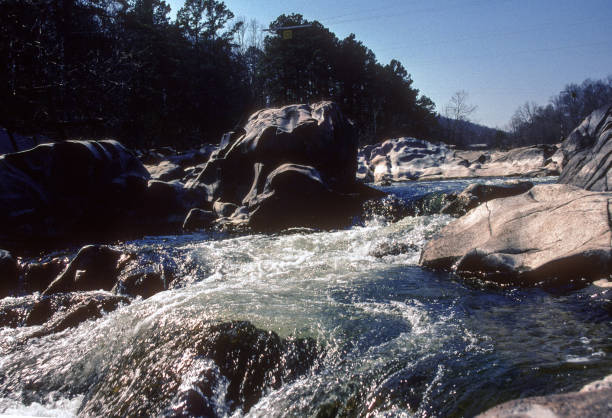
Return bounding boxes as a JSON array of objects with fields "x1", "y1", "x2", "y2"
[{"x1": 168, "y1": 0, "x2": 612, "y2": 129}]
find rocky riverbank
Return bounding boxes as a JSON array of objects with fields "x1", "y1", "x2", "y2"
[
  {"x1": 0, "y1": 102, "x2": 610, "y2": 416},
  {"x1": 358, "y1": 137, "x2": 562, "y2": 183}
]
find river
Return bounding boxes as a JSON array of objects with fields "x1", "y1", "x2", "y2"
[{"x1": 1, "y1": 177, "x2": 610, "y2": 417}]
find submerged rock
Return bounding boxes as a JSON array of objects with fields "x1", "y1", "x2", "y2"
[
  {"x1": 187, "y1": 101, "x2": 383, "y2": 231},
  {"x1": 28, "y1": 292, "x2": 129, "y2": 338},
  {"x1": 420, "y1": 184, "x2": 612, "y2": 286},
  {"x1": 558, "y1": 104, "x2": 612, "y2": 191},
  {"x1": 441, "y1": 181, "x2": 534, "y2": 217},
  {"x1": 0, "y1": 291, "x2": 128, "y2": 330},
  {"x1": 80, "y1": 320, "x2": 318, "y2": 417}
]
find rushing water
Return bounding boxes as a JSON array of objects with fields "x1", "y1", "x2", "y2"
[{"x1": 1, "y1": 177, "x2": 610, "y2": 417}]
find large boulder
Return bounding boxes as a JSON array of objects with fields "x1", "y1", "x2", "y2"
[
  {"x1": 187, "y1": 102, "x2": 383, "y2": 230},
  {"x1": 558, "y1": 104, "x2": 612, "y2": 190},
  {"x1": 420, "y1": 184, "x2": 612, "y2": 286},
  {"x1": 0, "y1": 140, "x2": 150, "y2": 248}
]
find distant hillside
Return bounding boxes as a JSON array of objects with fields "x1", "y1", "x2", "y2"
[{"x1": 435, "y1": 115, "x2": 509, "y2": 149}]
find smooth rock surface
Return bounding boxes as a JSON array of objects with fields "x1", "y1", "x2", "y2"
[
  {"x1": 420, "y1": 184, "x2": 612, "y2": 285},
  {"x1": 358, "y1": 137, "x2": 559, "y2": 183},
  {"x1": 441, "y1": 181, "x2": 534, "y2": 217},
  {"x1": 558, "y1": 104, "x2": 612, "y2": 190}
]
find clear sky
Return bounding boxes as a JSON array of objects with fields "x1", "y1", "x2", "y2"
[{"x1": 168, "y1": 0, "x2": 612, "y2": 129}]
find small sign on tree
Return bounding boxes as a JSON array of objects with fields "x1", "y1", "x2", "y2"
[{"x1": 282, "y1": 30, "x2": 293, "y2": 39}]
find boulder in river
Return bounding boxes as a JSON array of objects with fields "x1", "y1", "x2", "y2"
[
  {"x1": 80, "y1": 319, "x2": 318, "y2": 416},
  {"x1": 558, "y1": 104, "x2": 612, "y2": 191},
  {"x1": 43, "y1": 245, "x2": 129, "y2": 295},
  {"x1": 187, "y1": 101, "x2": 384, "y2": 231},
  {"x1": 420, "y1": 184, "x2": 612, "y2": 286}
]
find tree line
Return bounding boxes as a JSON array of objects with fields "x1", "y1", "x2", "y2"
[
  {"x1": 0, "y1": 0, "x2": 438, "y2": 149},
  {"x1": 508, "y1": 76, "x2": 612, "y2": 146}
]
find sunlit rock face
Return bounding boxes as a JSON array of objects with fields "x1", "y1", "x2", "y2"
[
  {"x1": 559, "y1": 104, "x2": 612, "y2": 191},
  {"x1": 186, "y1": 101, "x2": 384, "y2": 231},
  {"x1": 357, "y1": 137, "x2": 560, "y2": 183},
  {"x1": 420, "y1": 183, "x2": 612, "y2": 286}
]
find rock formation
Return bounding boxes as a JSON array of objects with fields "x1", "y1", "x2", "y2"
[
  {"x1": 420, "y1": 184, "x2": 612, "y2": 286},
  {"x1": 358, "y1": 137, "x2": 560, "y2": 183},
  {"x1": 558, "y1": 104, "x2": 612, "y2": 190},
  {"x1": 186, "y1": 101, "x2": 384, "y2": 231}
]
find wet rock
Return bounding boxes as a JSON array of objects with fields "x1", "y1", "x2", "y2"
[
  {"x1": 213, "y1": 201, "x2": 239, "y2": 218},
  {"x1": 559, "y1": 104, "x2": 612, "y2": 191},
  {"x1": 0, "y1": 249, "x2": 19, "y2": 297},
  {"x1": 370, "y1": 241, "x2": 418, "y2": 258},
  {"x1": 477, "y1": 375, "x2": 612, "y2": 418},
  {"x1": 113, "y1": 251, "x2": 175, "y2": 299},
  {"x1": 43, "y1": 245, "x2": 127, "y2": 295},
  {"x1": 80, "y1": 319, "x2": 318, "y2": 417},
  {"x1": 421, "y1": 184, "x2": 612, "y2": 286},
  {"x1": 0, "y1": 291, "x2": 128, "y2": 329},
  {"x1": 0, "y1": 139, "x2": 150, "y2": 249},
  {"x1": 146, "y1": 160, "x2": 185, "y2": 182},
  {"x1": 441, "y1": 181, "x2": 534, "y2": 217},
  {"x1": 28, "y1": 292, "x2": 129, "y2": 338},
  {"x1": 182, "y1": 208, "x2": 216, "y2": 231},
  {"x1": 22, "y1": 257, "x2": 68, "y2": 294},
  {"x1": 0, "y1": 295, "x2": 37, "y2": 327},
  {"x1": 188, "y1": 102, "x2": 382, "y2": 231}
]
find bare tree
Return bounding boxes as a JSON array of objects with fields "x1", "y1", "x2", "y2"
[
  {"x1": 443, "y1": 90, "x2": 477, "y2": 144},
  {"x1": 445, "y1": 90, "x2": 477, "y2": 122}
]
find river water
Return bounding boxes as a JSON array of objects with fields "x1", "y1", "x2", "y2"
[{"x1": 1, "y1": 177, "x2": 610, "y2": 417}]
